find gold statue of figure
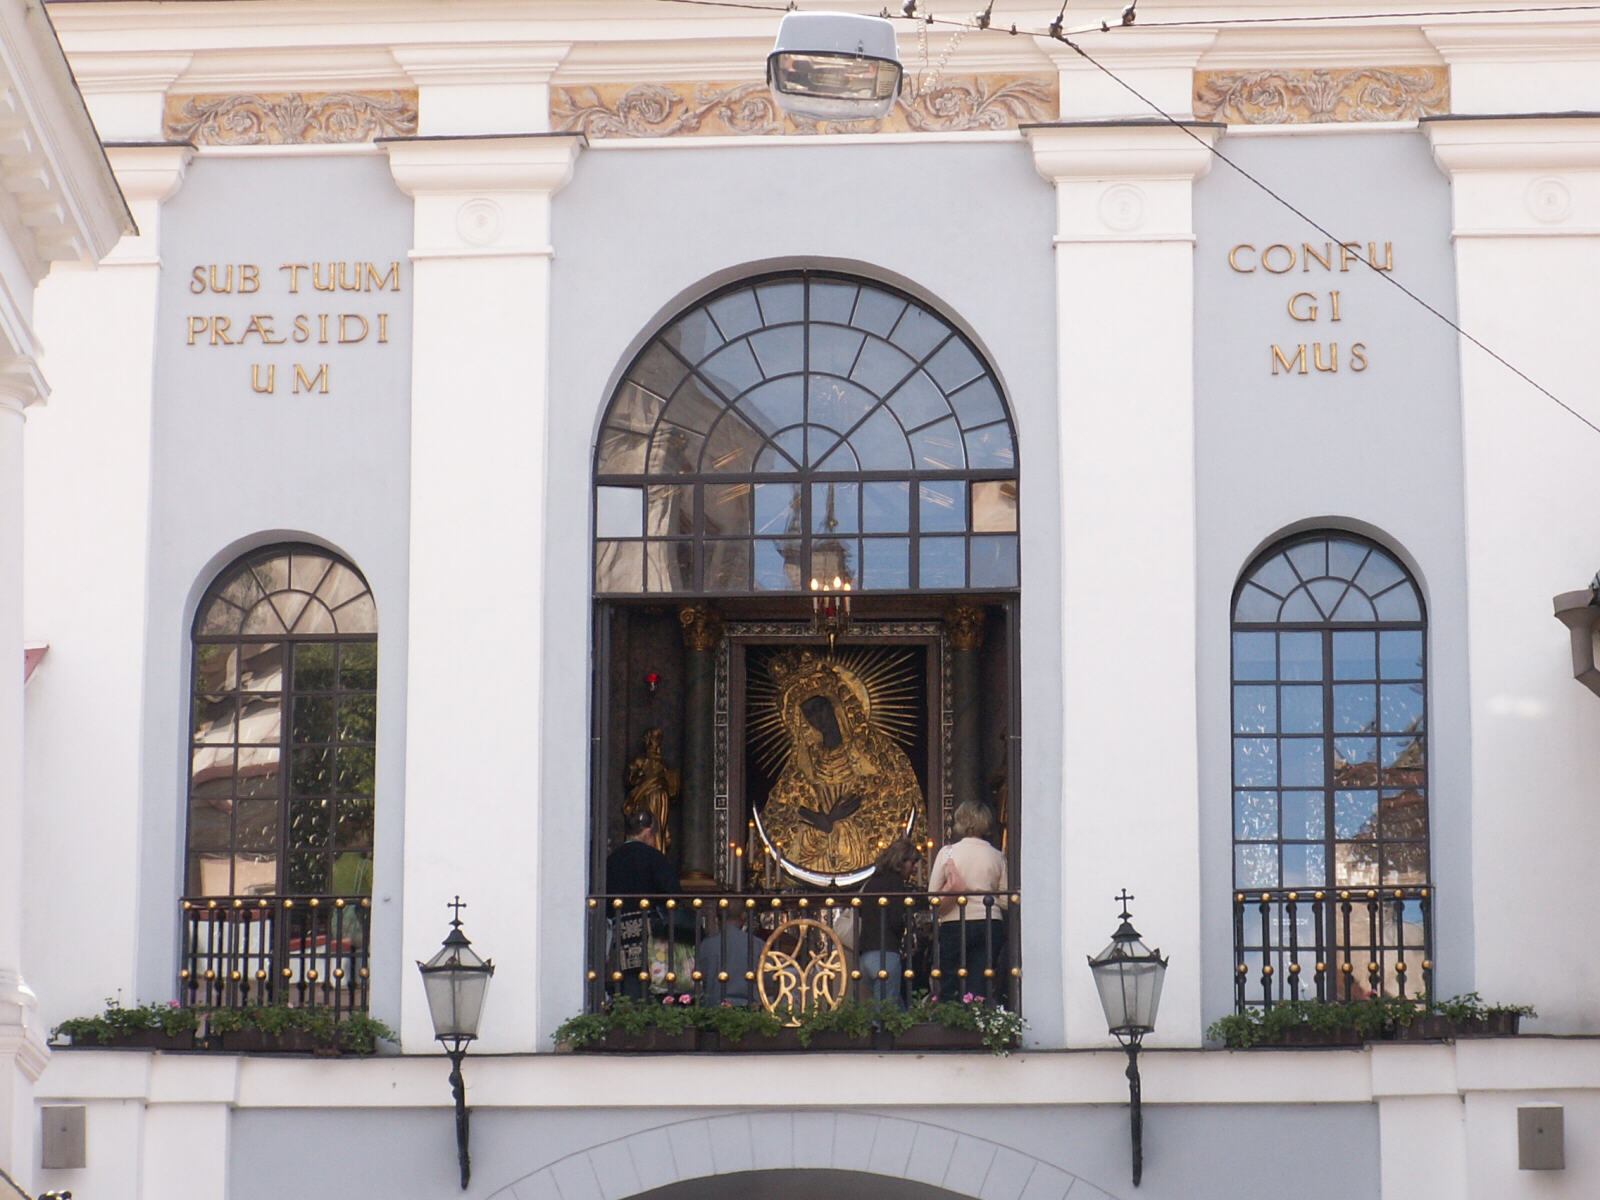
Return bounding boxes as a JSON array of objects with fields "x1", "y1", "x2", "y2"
[
  {"x1": 624, "y1": 728, "x2": 680, "y2": 856},
  {"x1": 753, "y1": 649, "x2": 925, "y2": 886}
]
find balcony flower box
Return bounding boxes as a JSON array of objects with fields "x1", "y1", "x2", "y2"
[
  {"x1": 891, "y1": 1023, "x2": 993, "y2": 1051},
  {"x1": 1390, "y1": 994, "x2": 1532, "y2": 1041},
  {"x1": 218, "y1": 1028, "x2": 332, "y2": 1054},
  {"x1": 52, "y1": 1000, "x2": 393, "y2": 1056},
  {"x1": 593, "y1": 1028, "x2": 698, "y2": 1053}
]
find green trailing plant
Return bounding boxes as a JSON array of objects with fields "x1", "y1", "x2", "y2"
[
  {"x1": 1208, "y1": 992, "x2": 1537, "y2": 1048},
  {"x1": 698, "y1": 1003, "x2": 784, "y2": 1044},
  {"x1": 51, "y1": 997, "x2": 394, "y2": 1053}
]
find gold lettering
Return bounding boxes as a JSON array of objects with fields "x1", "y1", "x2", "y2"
[
  {"x1": 312, "y1": 263, "x2": 337, "y2": 292},
  {"x1": 1288, "y1": 292, "x2": 1319, "y2": 322},
  {"x1": 1351, "y1": 343, "x2": 1369, "y2": 372},
  {"x1": 1314, "y1": 342, "x2": 1338, "y2": 373},
  {"x1": 1261, "y1": 244, "x2": 1295, "y2": 274},
  {"x1": 239, "y1": 264, "x2": 260, "y2": 294},
  {"x1": 241, "y1": 314, "x2": 286, "y2": 345},
  {"x1": 1271, "y1": 344, "x2": 1307, "y2": 376},
  {"x1": 210, "y1": 316, "x2": 234, "y2": 347},
  {"x1": 280, "y1": 264, "x2": 308, "y2": 293},
  {"x1": 208, "y1": 265, "x2": 234, "y2": 293},
  {"x1": 251, "y1": 364, "x2": 275, "y2": 393},
  {"x1": 1339, "y1": 242, "x2": 1361, "y2": 271},
  {"x1": 294, "y1": 363, "x2": 330, "y2": 394},
  {"x1": 318, "y1": 314, "x2": 329, "y2": 344},
  {"x1": 377, "y1": 313, "x2": 389, "y2": 344},
  {"x1": 366, "y1": 261, "x2": 401, "y2": 292},
  {"x1": 293, "y1": 315, "x2": 311, "y2": 344},
  {"x1": 1228, "y1": 244, "x2": 1257, "y2": 273},
  {"x1": 1330, "y1": 291, "x2": 1342, "y2": 322},
  {"x1": 187, "y1": 316, "x2": 208, "y2": 346},
  {"x1": 337, "y1": 262, "x2": 365, "y2": 292},
  {"x1": 338, "y1": 314, "x2": 369, "y2": 344},
  {"x1": 190, "y1": 267, "x2": 208, "y2": 295},
  {"x1": 1368, "y1": 242, "x2": 1394, "y2": 271},
  {"x1": 1302, "y1": 243, "x2": 1333, "y2": 272}
]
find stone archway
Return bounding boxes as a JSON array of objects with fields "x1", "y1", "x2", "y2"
[{"x1": 486, "y1": 1111, "x2": 1122, "y2": 1200}]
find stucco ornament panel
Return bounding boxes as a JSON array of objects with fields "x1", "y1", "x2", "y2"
[
  {"x1": 550, "y1": 74, "x2": 1055, "y2": 138},
  {"x1": 1194, "y1": 67, "x2": 1448, "y2": 124},
  {"x1": 164, "y1": 90, "x2": 419, "y2": 144}
]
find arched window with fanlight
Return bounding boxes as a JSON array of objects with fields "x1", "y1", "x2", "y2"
[
  {"x1": 593, "y1": 269, "x2": 1018, "y2": 596},
  {"x1": 183, "y1": 544, "x2": 377, "y2": 1011},
  {"x1": 1230, "y1": 532, "x2": 1433, "y2": 1008}
]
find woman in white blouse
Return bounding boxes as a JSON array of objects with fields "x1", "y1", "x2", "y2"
[{"x1": 927, "y1": 800, "x2": 1009, "y2": 1002}]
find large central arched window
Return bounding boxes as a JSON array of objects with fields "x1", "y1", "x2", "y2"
[{"x1": 593, "y1": 270, "x2": 1018, "y2": 596}]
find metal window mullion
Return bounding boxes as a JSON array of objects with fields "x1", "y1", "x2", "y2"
[{"x1": 1321, "y1": 628, "x2": 1336, "y2": 889}]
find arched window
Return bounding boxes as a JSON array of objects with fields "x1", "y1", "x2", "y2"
[
  {"x1": 188, "y1": 545, "x2": 377, "y2": 899},
  {"x1": 1230, "y1": 532, "x2": 1430, "y2": 1005},
  {"x1": 593, "y1": 270, "x2": 1018, "y2": 595},
  {"x1": 184, "y1": 545, "x2": 377, "y2": 1008}
]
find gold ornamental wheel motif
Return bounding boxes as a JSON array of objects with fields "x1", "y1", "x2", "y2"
[{"x1": 756, "y1": 917, "x2": 848, "y2": 1024}]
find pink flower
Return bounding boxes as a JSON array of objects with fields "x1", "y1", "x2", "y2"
[
  {"x1": 962, "y1": 993, "x2": 977, "y2": 1004},
  {"x1": 679, "y1": 994, "x2": 693, "y2": 1005}
]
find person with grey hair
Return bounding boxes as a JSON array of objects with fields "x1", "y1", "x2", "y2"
[{"x1": 927, "y1": 800, "x2": 1008, "y2": 1002}]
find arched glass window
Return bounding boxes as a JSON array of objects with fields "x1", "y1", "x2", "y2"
[
  {"x1": 187, "y1": 545, "x2": 377, "y2": 900},
  {"x1": 1231, "y1": 533, "x2": 1430, "y2": 1005},
  {"x1": 593, "y1": 270, "x2": 1019, "y2": 595}
]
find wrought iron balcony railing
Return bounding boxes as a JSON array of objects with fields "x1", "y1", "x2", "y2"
[
  {"x1": 179, "y1": 895, "x2": 371, "y2": 1013},
  {"x1": 1233, "y1": 885, "x2": 1434, "y2": 1010},
  {"x1": 584, "y1": 889, "x2": 1020, "y2": 1017}
]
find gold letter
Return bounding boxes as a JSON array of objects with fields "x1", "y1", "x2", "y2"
[
  {"x1": 312, "y1": 263, "x2": 336, "y2": 292},
  {"x1": 1271, "y1": 344, "x2": 1307, "y2": 376},
  {"x1": 190, "y1": 267, "x2": 208, "y2": 295},
  {"x1": 1339, "y1": 242, "x2": 1361, "y2": 271},
  {"x1": 377, "y1": 313, "x2": 388, "y2": 344},
  {"x1": 1330, "y1": 291, "x2": 1342, "y2": 322},
  {"x1": 208, "y1": 265, "x2": 234, "y2": 294},
  {"x1": 365, "y1": 261, "x2": 401, "y2": 292},
  {"x1": 292, "y1": 315, "x2": 310, "y2": 344},
  {"x1": 337, "y1": 262, "x2": 365, "y2": 292},
  {"x1": 280, "y1": 264, "x2": 307, "y2": 293},
  {"x1": 242, "y1": 315, "x2": 286, "y2": 345},
  {"x1": 1314, "y1": 342, "x2": 1338, "y2": 372},
  {"x1": 1288, "y1": 292, "x2": 1319, "y2": 322},
  {"x1": 251, "y1": 364, "x2": 275, "y2": 393},
  {"x1": 187, "y1": 316, "x2": 208, "y2": 346},
  {"x1": 318, "y1": 314, "x2": 330, "y2": 344},
  {"x1": 1368, "y1": 242, "x2": 1394, "y2": 271},
  {"x1": 239, "y1": 264, "x2": 260, "y2": 294},
  {"x1": 1228, "y1": 244, "x2": 1257, "y2": 273},
  {"x1": 294, "y1": 363, "x2": 330, "y2": 394},
  {"x1": 338, "y1": 314, "x2": 369, "y2": 344},
  {"x1": 1351, "y1": 343, "x2": 1369, "y2": 372},
  {"x1": 1261, "y1": 244, "x2": 1295, "y2": 274},
  {"x1": 210, "y1": 317, "x2": 234, "y2": 347},
  {"x1": 1302, "y1": 243, "x2": 1333, "y2": 272}
]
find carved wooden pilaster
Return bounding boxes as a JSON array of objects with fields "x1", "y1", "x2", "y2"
[
  {"x1": 944, "y1": 604, "x2": 985, "y2": 818},
  {"x1": 677, "y1": 604, "x2": 723, "y2": 886}
]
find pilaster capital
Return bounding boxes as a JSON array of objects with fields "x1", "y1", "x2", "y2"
[
  {"x1": 1424, "y1": 115, "x2": 1600, "y2": 238},
  {"x1": 1033, "y1": 30, "x2": 1218, "y2": 122},
  {"x1": 1024, "y1": 121, "x2": 1220, "y2": 244},
  {"x1": 383, "y1": 133, "x2": 584, "y2": 198},
  {"x1": 678, "y1": 604, "x2": 724, "y2": 654},
  {"x1": 105, "y1": 142, "x2": 195, "y2": 206},
  {"x1": 63, "y1": 51, "x2": 194, "y2": 142},
  {"x1": 944, "y1": 602, "x2": 986, "y2": 652},
  {"x1": 0, "y1": 357, "x2": 49, "y2": 413}
]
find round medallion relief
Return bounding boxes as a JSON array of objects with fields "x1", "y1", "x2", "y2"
[
  {"x1": 1526, "y1": 177, "x2": 1572, "y2": 225},
  {"x1": 1099, "y1": 183, "x2": 1146, "y2": 233},
  {"x1": 456, "y1": 198, "x2": 505, "y2": 246}
]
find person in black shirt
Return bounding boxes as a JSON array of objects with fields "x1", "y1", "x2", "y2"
[{"x1": 607, "y1": 808, "x2": 679, "y2": 897}]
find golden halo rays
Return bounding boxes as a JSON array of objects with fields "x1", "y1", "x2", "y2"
[{"x1": 747, "y1": 645, "x2": 920, "y2": 779}]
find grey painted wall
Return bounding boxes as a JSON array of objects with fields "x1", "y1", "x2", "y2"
[
  {"x1": 229, "y1": 1098, "x2": 1380, "y2": 1200},
  {"x1": 1193, "y1": 128, "x2": 1469, "y2": 1025},
  {"x1": 138, "y1": 154, "x2": 413, "y2": 1027},
  {"x1": 541, "y1": 141, "x2": 1062, "y2": 1042}
]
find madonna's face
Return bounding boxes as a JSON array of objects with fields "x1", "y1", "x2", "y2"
[{"x1": 800, "y1": 694, "x2": 843, "y2": 750}]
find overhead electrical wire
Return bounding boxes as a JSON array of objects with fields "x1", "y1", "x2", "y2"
[{"x1": 652, "y1": 0, "x2": 1591, "y2": 433}]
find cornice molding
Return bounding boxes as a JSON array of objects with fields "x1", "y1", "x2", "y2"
[
  {"x1": 383, "y1": 132, "x2": 583, "y2": 196},
  {"x1": 1425, "y1": 115, "x2": 1600, "y2": 173},
  {"x1": 1023, "y1": 121, "x2": 1222, "y2": 182},
  {"x1": 392, "y1": 41, "x2": 571, "y2": 85}
]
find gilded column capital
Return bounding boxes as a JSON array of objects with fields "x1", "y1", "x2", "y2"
[
  {"x1": 944, "y1": 603, "x2": 986, "y2": 652},
  {"x1": 678, "y1": 603, "x2": 724, "y2": 653}
]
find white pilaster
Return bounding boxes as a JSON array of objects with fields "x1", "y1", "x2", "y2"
[
  {"x1": 1035, "y1": 30, "x2": 1217, "y2": 122},
  {"x1": 1425, "y1": 116, "x2": 1600, "y2": 1032},
  {"x1": 392, "y1": 45, "x2": 572, "y2": 137},
  {"x1": 386, "y1": 133, "x2": 582, "y2": 1054},
  {"x1": 1025, "y1": 121, "x2": 1217, "y2": 1047}
]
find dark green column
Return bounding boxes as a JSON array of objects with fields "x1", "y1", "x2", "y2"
[
  {"x1": 677, "y1": 603, "x2": 723, "y2": 889},
  {"x1": 945, "y1": 603, "x2": 985, "y2": 816}
]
